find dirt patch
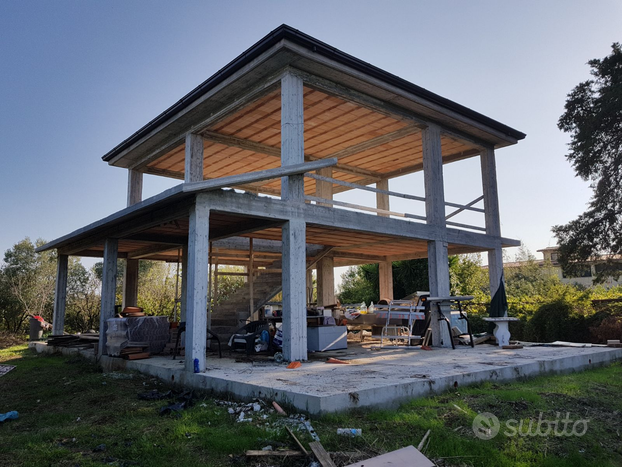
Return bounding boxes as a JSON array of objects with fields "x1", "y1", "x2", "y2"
[{"x1": 0, "y1": 332, "x2": 26, "y2": 350}]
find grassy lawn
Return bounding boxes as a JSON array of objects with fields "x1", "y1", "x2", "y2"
[{"x1": 1, "y1": 345, "x2": 621, "y2": 467}]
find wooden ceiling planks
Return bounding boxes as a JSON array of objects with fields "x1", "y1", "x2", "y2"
[{"x1": 144, "y1": 86, "x2": 479, "y2": 196}]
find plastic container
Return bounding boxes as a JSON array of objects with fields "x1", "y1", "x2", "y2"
[
  {"x1": 106, "y1": 318, "x2": 128, "y2": 357},
  {"x1": 337, "y1": 428, "x2": 362, "y2": 437}
]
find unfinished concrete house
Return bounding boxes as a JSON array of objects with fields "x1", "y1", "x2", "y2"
[{"x1": 38, "y1": 25, "x2": 526, "y2": 374}]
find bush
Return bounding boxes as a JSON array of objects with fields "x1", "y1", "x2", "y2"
[{"x1": 523, "y1": 300, "x2": 589, "y2": 343}]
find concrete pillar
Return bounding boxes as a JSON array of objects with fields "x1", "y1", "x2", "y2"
[
  {"x1": 280, "y1": 71, "x2": 307, "y2": 361},
  {"x1": 180, "y1": 244, "x2": 188, "y2": 322},
  {"x1": 306, "y1": 269, "x2": 313, "y2": 304},
  {"x1": 317, "y1": 257, "x2": 335, "y2": 307},
  {"x1": 378, "y1": 261, "x2": 393, "y2": 301},
  {"x1": 376, "y1": 179, "x2": 394, "y2": 300},
  {"x1": 185, "y1": 195, "x2": 210, "y2": 372},
  {"x1": 98, "y1": 238, "x2": 118, "y2": 356},
  {"x1": 185, "y1": 133, "x2": 204, "y2": 183},
  {"x1": 127, "y1": 169, "x2": 143, "y2": 206},
  {"x1": 52, "y1": 254, "x2": 68, "y2": 336},
  {"x1": 315, "y1": 167, "x2": 335, "y2": 306},
  {"x1": 422, "y1": 125, "x2": 452, "y2": 348},
  {"x1": 123, "y1": 169, "x2": 142, "y2": 310},
  {"x1": 122, "y1": 260, "x2": 139, "y2": 308},
  {"x1": 282, "y1": 219, "x2": 307, "y2": 362},
  {"x1": 481, "y1": 146, "x2": 504, "y2": 302}
]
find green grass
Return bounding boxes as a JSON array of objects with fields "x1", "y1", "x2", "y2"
[{"x1": 1, "y1": 346, "x2": 622, "y2": 467}]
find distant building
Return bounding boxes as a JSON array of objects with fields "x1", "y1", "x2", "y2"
[{"x1": 536, "y1": 246, "x2": 622, "y2": 288}]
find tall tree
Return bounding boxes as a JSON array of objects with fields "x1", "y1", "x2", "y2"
[{"x1": 553, "y1": 43, "x2": 622, "y2": 283}]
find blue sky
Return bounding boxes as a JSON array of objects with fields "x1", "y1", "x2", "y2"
[{"x1": 1, "y1": 0, "x2": 620, "y2": 263}]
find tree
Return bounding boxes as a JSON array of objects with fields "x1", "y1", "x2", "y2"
[
  {"x1": 0, "y1": 238, "x2": 56, "y2": 332},
  {"x1": 553, "y1": 43, "x2": 622, "y2": 283}
]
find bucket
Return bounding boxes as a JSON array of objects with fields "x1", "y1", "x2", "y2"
[{"x1": 29, "y1": 318, "x2": 43, "y2": 341}]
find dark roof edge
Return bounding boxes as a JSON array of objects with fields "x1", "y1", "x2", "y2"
[{"x1": 102, "y1": 24, "x2": 525, "y2": 163}]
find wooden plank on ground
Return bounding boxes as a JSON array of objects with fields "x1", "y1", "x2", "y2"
[
  {"x1": 286, "y1": 426, "x2": 309, "y2": 455},
  {"x1": 345, "y1": 445, "x2": 434, "y2": 467},
  {"x1": 309, "y1": 441, "x2": 337, "y2": 467},
  {"x1": 245, "y1": 450, "x2": 305, "y2": 457}
]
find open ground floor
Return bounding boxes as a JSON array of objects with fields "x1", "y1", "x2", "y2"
[{"x1": 31, "y1": 340, "x2": 622, "y2": 414}]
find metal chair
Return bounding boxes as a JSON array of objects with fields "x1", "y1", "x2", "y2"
[{"x1": 172, "y1": 322, "x2": 222, "y2": 359}]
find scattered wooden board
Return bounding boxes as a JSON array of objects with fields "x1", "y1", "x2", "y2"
[
  {"x1": 309, "y1": 441, "x2": 336, "y2": 467},
  {"x1": 245, "y1": 450, "x2": 305, "y2": 457},
  {"x1": 345, "y1": 445, "x2": 434, "y2": 467},
  {"x1": 502, "y1": 344, "x2": 524, "y2": 349},
  {"x1": 286, "y1": 426, "x2": 309, "y2": 455},
  {"x1": 125, "y1": 352, "x2": 150, "y2": 360}
]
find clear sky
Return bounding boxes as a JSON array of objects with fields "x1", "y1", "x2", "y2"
[{"x1": 1, "y1": 0, "x2": 620, "y2": 264}]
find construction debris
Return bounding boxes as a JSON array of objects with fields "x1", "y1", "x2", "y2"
[{"x1": 47, "y1": 333, "x2": 99, "y2": 349}]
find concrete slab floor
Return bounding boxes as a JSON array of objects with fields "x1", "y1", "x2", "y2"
[{"x1": 30, "y1": 342, "x2": 622, "y2": 415}]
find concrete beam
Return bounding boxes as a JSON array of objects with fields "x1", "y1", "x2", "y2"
[
  {"x1": 185, "y1": 196, "x2": 210, "y2": 372},
  {"x1": 52, "y1": 254, "x2": 68, "y2": 336},
  {"x1": 98, "y1": 238, "x2": 118, "y2": 356}
]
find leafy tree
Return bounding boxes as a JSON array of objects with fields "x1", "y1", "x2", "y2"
[
  {"x1": 554, "y1": 43, "x2": 622, "y2": 283},
  {"x1": 0, "y1": 238, "x2": 56, "y2": 332},
  {"x1": 65, "y1": 261, "x2": 101, "y2": 333}
]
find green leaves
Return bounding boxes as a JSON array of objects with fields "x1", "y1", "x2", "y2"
[{"x1": 555, "y1": 43, "x2": 622, "y2": 283}]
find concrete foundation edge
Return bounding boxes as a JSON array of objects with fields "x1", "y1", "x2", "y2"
[{"x1": 30, "y1": 342, "x2": 622, "y2": 415}]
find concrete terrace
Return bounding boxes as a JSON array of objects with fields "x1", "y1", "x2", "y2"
[{"x1": 31, "y1": 342, "x2": 622, "y2": 414}]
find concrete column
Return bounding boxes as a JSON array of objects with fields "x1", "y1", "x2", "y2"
[
  {"x1": 185, "y1": 195, "x2": 210, "y2": 372},
  {"x1": 180, "y1": 244, "x2": 188, "y2": 322},
  {"x1": 52, "y1": 254, "x2": 68, "y2": 336},
  {"x1": 306, "y1": 269, "x2": 313, "y2": 304},
  {"x1": 282, "y1": 219, "x2": 307, "y2": 361},
  {"x1": 127, "y1": 169, "x2": 143, "y2": 206},
  {"x1": 317, "y1": 257, "x2": 335, "y2": 307},
  {"x1": 376, "y1": 179, "x2": 394, "y2": 300},
  {"x1": 185, "y1": 133, "x2": 205, "y2": 183},
  {"x1": 422, "y1": 125, "x2": 452, "y2": 348},
  {"x1": 378, "y1": 261, "x2": 393, "y2": 301},
  {"x1": 98, "y1": 238, "x2": 118, "y2": 356},
  {"x1": 315, "y1": 166, "x2": 335, "y2": 306},
  {"x1": 123, "y1": 169, "x2": 142, "y2": 310},
  {"x1": 122, "y1": 260, "x2": 139, "y2": 308},
  {"x1": 280, "y1": 72, "x2": 305, "y2": 201},
  {"x1": 481, "y1": 146, "x2": 504, "y2": 301},
  {"x1": 280, "y1": 71, "x2": 307, "y2": 361}
]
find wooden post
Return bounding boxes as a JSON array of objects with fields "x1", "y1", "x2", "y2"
[
  {"x1": 98, "y1": 238, "x2": 118, "y2": 356},
  {"x1": 481, "y1": 146, "x2": 504, "y2": 302},
  {"x1": 185, "y1": 195, "x2": 210, "y2": 372},
  {"x1": 180, "y1": 244, "x2": 188, "y2": 322},
  {"x1": 316, "y1": 167, "x2": 335, "y2": 306},
  {"x1": 422, "y1": 125, "x2": 452, "y2": 348},
  {"x1": 185, "y1": 133, "x2": 205, "y2": 183},
  {"x1": 281, "y1": 71, "x2": 307, "y2": 361},
  {"x1": 126, "y1": 169, "x2": 143, "y2": 206},
  {"x1": 376, "y1": 179, "x2": 394, "y2": 300},
  {"x1": 52, "y1": 254, "x2": 68, "y2": 336}
]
